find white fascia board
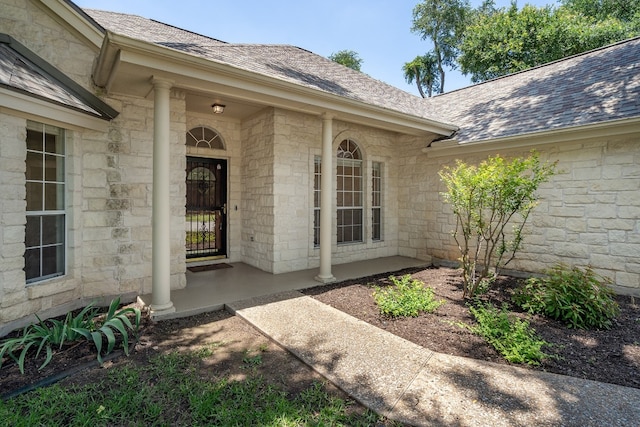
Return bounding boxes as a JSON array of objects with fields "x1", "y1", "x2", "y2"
[
  {"x1": 0, "y1": 88, "x2": 109, "y2": 132},
  {"x1": 106, "y1": 33, "x2": 457, "y2": 136},
  {"x1": 423, "y1": 117, "x2": 640, "y2": 158}
]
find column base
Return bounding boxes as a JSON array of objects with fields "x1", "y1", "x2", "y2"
[
  {"x1": 149, "y1": 301, "x2": 176, "y2": 320},
  {"x1": 314, "y1": 274, "x2": 336, "y2": 284}
]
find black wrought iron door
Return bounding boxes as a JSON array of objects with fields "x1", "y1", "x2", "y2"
[{"x1": 185, "y1": 157, "x2": 227, "y2": 259}]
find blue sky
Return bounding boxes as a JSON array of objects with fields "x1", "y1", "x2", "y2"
[{"x1": 74, "y1": 0, "x2": 555, "y2": 95}]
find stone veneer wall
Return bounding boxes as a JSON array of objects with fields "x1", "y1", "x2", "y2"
[
  {"x1": 89, "y1": 91, "x2": 187, "y2": 298},
  {"x1": 241, "y1": 108, "x2": 276, "y2": 271},
  {"x1": 398, "y1": 135, "x2": 640, "y2": 296},
  {"x1": 270, "y1": 110, "x2": 321, "y2": 273},
  {"x1": 0, "y1": 0, "x2": 189, "y2": 332}
]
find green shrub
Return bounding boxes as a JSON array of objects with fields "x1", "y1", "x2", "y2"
[
  {"x1": 0, "y1": 297, "x2": 141, "y2": 373},
  {"x1": 373, "y1": 275, "x2": 445, "y2": 318},
  {"x1": 439, "y1": 152, "x2": 557, "y2": 298},
  {"x1": 513, "y1": 264, "x2": 619, "y2": 329},
  {"x1": 468, "y1": 302, "x2": 550, "y2": 365}
]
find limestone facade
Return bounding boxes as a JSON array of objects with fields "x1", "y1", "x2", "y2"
[{"x1": 399, "y1": 135, "x2": 640, "y2": 296}]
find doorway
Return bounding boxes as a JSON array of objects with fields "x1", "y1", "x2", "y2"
[{"x1": 185, "y1": 157, "x2": 227, "y2": 259}]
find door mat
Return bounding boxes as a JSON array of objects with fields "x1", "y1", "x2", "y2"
[{"x1": 187, "y1": 263, "x2": 233, "y2": 273}]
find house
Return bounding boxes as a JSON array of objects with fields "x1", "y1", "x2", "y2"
[{"x1": 1, "y1": 0, "x2": 638, "y2": 334}]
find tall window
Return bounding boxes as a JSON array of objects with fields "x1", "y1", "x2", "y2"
[
  {"x1": 337, "y1": 139, "x2": 362, "y2": 244},
  {"x1": 313, "y1": 156, "x2": 321, "y2": 246},
  {"x1": 372, "y1": 162, "x2": 382, "y2": 241},
  {"x1": 25, "y1": 121, "x2": 66, "y2": 283}
]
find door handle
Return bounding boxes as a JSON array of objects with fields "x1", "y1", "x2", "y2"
[{"x1": 223, "y1": 203, "x2": 227, "y2": 215}]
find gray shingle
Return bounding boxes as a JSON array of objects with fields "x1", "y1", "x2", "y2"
[
  {"x1": 0, "y1": 42, "x2": 101, "y2": 116},
  {"x1": 84, "y1": 9, "x2": 446, "y2": 123},
  {"x1": 428, "y1": 38, "x2": 640, "y2": 142},
  {"x1": 84, "y1": 9, "x2": 639, "y2": 140}
]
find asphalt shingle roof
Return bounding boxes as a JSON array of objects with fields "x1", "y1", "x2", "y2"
[
  {"x1": 85, "y1": 9, "x2": 639, "y2": 140},
  {"x1": 0, "y1": 35, "x2": 117, "y2": 120},
  {"x1": 428, "y1": 38, "x2": 640, "y2": 142},
  {"x1": 84, "y1": 9, "x2": 446, "y2": 124}
]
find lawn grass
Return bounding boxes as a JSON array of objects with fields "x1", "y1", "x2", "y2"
[{"x1": 0, "y1": 348, "x2": 387, "y2": 426}]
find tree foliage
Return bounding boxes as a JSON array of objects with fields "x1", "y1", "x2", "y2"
[
  {"x1": 561, "y1": 0, "x2": 640, "y2": 22},
  {"x1": 458, "y1": 2, "x2": 640, "y2": 83},
  {"x1": 328, "y1": 50, "x2": 363, "y2": 71},
  {"x1": 411, "y1": 0, "x2": 470, "y2": 93},
  {"x1": 439, "y1": 152, "x2": 557, "y2": 298},
  {"x1": 403, "y1": 53, "x2": 441, "y2": 98}
]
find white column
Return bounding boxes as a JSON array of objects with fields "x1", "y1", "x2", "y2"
[
  {"x1": 315, "y1": 114, "x2": 335, "y2": 283},
  {"x1": 150, "y1": 78, "x2": 175, "y2": 314}
]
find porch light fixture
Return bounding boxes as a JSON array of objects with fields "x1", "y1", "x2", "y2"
[{"x1": 211, "y1": 103, "x2": 225, "y2": 114}]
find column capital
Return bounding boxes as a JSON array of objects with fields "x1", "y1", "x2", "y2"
[
  {"x1": 150, "y1": 76, "x2": 174, "y2": 90},
  {"x1": 321, "y1": 112, "x2": 334, "y2": 121}
]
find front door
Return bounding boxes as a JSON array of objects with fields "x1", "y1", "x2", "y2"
[{"x1": 185, "y1": 157, "x2": 227, "y2": 259}]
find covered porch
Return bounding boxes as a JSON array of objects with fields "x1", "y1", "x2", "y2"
[{"x1": 139, "y1": 257, "x2": 429, "y2": 320}]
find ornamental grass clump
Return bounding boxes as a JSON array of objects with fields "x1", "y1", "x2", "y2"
[
  {"x1": 513, "y1": 264, "x2": 619, "y2": 329},
  {"x1": 373, "y1": 275, "x2": 445, "y2": 318}
]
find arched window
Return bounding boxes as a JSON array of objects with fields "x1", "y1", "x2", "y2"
[
  {"x1": 186, "y1": 126, "x2": 225, "y2": 149},
  {"x1": 336, "y1": 139, "x2": 362, "y2": 244}
]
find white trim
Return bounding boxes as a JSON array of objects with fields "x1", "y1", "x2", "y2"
[
  {"x1": 424, "y1": 117, "x2": 640, "y2": 157},
  {"x1": 0, "y1": 88, "x2": 110, "y2": 131}
]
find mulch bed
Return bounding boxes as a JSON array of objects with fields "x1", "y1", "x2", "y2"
[
  {"x1": 1, "y1": 266, "x2": 638, "y2": 400},
  {"x1": 303, "y1": 266, "x2": 640, "y2": 390}
]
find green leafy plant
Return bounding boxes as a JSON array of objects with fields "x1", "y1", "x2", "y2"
[
  {"x1": 0, "y1": 297, "x2": 140, "y2": 374},
  {"x1": 373, "y1": 275, "x2": 445, "y2": 318},
  {"x1": 467, "y1": 302, "x2": 550, "y2": 365},
  {"x1": 0, "y1": 304, "x2": 98, "y2": 374},
  {"x1": 513, "y1": 264, "x2": 619, "y2": 329},
  {"x1": 439, "y1": 151, "x2": 557, "y2": 298},
  {"x1": 72, "y1": 297, "x2": 141, "y2": 363}
]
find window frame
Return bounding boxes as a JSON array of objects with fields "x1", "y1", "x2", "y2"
[
  {"x1": 371, "y1": 161, "x2": 382, "y2": 241},
  {"x1": 313, "y1": 155, "x2": 321, "y2": 247},
  {"x1": 24, "y1": 121, "x2": 66, "y2": 284},
  {"x1": 336, "y1": 139, "x2": 363, "y2": 245}
]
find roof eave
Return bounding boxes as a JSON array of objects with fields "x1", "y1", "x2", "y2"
[
  {"x1": 0, "y1": 87, "x2": 110, "y2": 131},
  {"x1": 95, "y1": 32, "x2": 457, "y2": 137},
  {"x1": 423, "y1": 117, "x2": 640, "y2": 158}
]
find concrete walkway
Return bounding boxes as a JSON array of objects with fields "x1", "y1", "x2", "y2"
[{"x1": 228, "y1": 291, "x2": 640, "y2": 427}]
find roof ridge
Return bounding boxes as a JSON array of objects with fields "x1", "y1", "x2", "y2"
[
  {"x1": 435, "y1": 35, "x2": 640, "y2": 97},
  {"x1": 149, "y1": 18, "x2": 227, "y2": 44},
  {"x1": 84, "y1": 9, "x2": 228, "y2": 44}
]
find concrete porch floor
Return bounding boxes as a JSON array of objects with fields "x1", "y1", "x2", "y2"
[{"x1": 139, "y1": 256, "x2": 429, "y2": 320}]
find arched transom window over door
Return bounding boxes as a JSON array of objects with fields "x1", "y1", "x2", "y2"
[
  {"x1": 337, "y1": 139, "x2": 363, "y2": 244},
  {"x1": 186, "y1": 126, "x2": 225, "y2": 149}
]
